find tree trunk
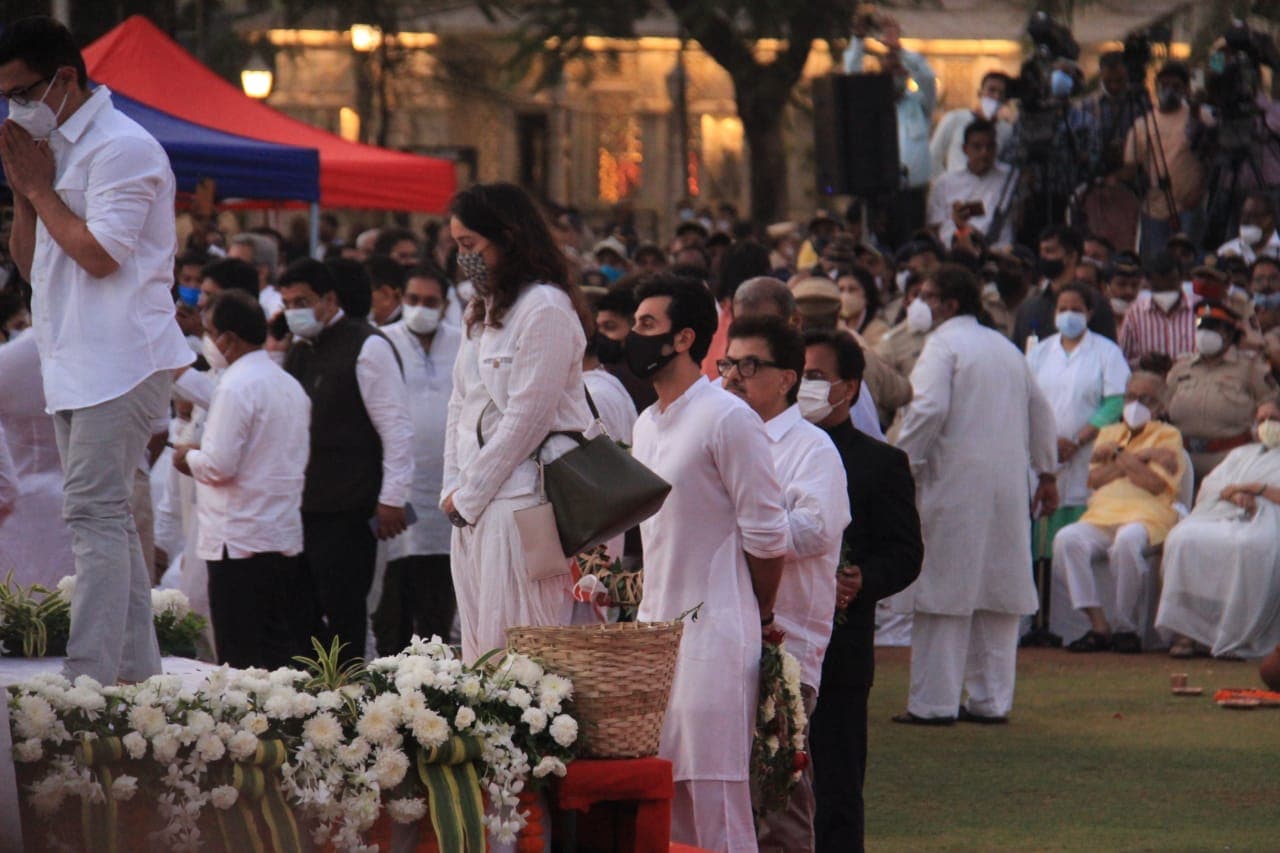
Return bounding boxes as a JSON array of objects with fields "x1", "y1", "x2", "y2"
[{"x1": 735, "y1": 75, "x2": 791, "y2": 226}]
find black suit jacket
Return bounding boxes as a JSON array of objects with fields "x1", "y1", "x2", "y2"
[{"x1": 819, "y1": 419, "x2": 923, "y2": 689}]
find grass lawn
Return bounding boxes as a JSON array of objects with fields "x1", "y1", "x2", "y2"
[{"x1": 863, "y1": 646, "x2": 1280, "y2": 852}]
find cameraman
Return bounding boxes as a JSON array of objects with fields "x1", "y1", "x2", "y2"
[{"x1": 1084, "y1": 52, "x2": 1147, "y2": 183}]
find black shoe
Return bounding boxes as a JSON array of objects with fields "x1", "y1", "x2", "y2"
[
  {"x1": 891, "y1": 711, "x2": 956, "y2": 726},
  {"x1": 958, "y1": 706, "x2": 1009, "y2": 725},
  {"x1": 1067, "y1": 630, "x2": 1112, "y2": 653},
  {"x1": 1111, "y1": 632, "x2": 1142, "y2": 654},
  {"x1": 1020, "y1": 627, "x2": 1063, "y2": 648}
]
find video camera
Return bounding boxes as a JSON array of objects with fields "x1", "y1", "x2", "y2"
[
  {"x1": 1204, "y1": 21, "x2": 1280, "y2": 154},
  {"x1": 1008, "y1": 13, "x2": 1079, "y2": 152},
  {"x1": 1121, "y1": 23, "x2": 1172, "y2": 86}
]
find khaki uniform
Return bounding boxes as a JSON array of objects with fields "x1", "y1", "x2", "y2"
[
  {"x1": 875, "y1": 321, "x2": 929, "y2": 380},
  {"x1": 860, "y1": 342, "x2": 912, "y2": 429},
  {"x1": 1167, "y1": 348, "x2": 1279, "y2": 481}
]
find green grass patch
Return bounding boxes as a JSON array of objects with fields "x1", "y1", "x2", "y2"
[{"x1": 865, "y1": 647, "x2": 1280, "y2": 852}]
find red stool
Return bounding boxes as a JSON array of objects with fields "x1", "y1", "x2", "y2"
[{"x1": 552, "y1": 757, "x2": 674, "y2": 853}]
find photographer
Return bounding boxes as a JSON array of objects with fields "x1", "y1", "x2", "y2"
[
  {"x1": 930, "y1": 71, "x2": 1015, "y2": 175},
  {"x1": 1084, "y1": 52, "x2": 1147, "y2": 183},
  {"x1": 926, "y1": 119, "x2": 1014, "y2": 250}
]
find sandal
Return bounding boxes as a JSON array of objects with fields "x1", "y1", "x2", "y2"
[
  {"x1": 1169, "y1": 638, "x2": 1196, "y2": 659},
  {"x1": 1067, "y1": 630, "x2": 1112, "y2": 653}
]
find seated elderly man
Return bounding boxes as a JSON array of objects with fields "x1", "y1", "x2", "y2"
[
  {"x1": 1053, "y1": 371, "x2": 1186, "y2": 654},
  {"x1": 1156, "y1": 402, "x2": 1280, "y2": 659}
]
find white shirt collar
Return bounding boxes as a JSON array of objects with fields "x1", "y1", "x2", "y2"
[
  {"x1": 764, "y1": 404, "x2": 803, "y2": 443},
  {"x1": 53, "y1": 85, "x2": 112, "y2": 147}
]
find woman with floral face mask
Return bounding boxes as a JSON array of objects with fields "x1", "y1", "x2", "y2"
[
  {"x1": 1165, "y1": 301, "x2": 1279, "y2": 484},
  {"x1": 439, "y1": 182, "x2": 593, "y2": 663},
  {"x1": 1157, "y1": 401, "x2": 1280, "y2": 660},
  {"x1": 836, "y1": 266, "x2": 889, "y2": 347}
]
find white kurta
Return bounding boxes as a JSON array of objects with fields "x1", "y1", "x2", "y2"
[
  {"x1": 1026, "y1": 331, "x2": 1130, "y2": 507},
  {"x1": 1155, "y1": 444, "x2": 1280, "y2": 659},
  {"x1": 894, "y1": 315, "x2": 1058, "y2": 616},
  {"x1": 634, "y1": 377, "x2": 789, "y2": 783},
  {"x1": 383, "y1": 321, "x2": 462, "y2": 559},
  {"x1": 764, "y1": 405, "x2": 848, "y2": 690}
]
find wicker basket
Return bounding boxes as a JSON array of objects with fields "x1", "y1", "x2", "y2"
[{"x1": 506, "y1": 620, "x2": 684, "y2": 759}]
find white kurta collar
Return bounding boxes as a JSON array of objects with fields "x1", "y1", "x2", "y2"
[
  {"x1": 654, "y1": 374, "x2": 710, "y2": 419},
  {"x1": 764, "y1": 404, "x2": 803, "y2": 443}
]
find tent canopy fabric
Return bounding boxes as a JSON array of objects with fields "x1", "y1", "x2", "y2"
[
  {"x1": 83, "y1": 15, "x2": 456, "y2": 212},
  {"x1": 0, "y1": 91, "x2": 321, "y2": 202}
]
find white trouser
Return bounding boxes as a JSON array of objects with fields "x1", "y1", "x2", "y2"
[
  {"x1": 671, "y1": 779, "x2": 758, "y2": 853},
  {"x1": 908, "y1": 611, "x2": 1021, "y2": 719},
  {"x1": 1054, "y1": 521, "x2": 1152, "y2": 633}
]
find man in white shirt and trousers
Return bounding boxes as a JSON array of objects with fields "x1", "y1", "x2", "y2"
[
  {"x1": 893, "y1": 265, "x2": 1059, "y2": 725},
  {"x1": 629, "y1": 274, "x2": 790, "y2": 853},
  {"x1": 0, "y1": 17, "x2": 193, "y2": 684},
  {"x1": 721, "y1": 315, "x2": 848, "y2": 853},
  {"x1": 173, "y1": 291, "x2": 310, "y2": 669}
]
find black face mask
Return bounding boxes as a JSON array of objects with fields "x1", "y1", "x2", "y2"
[
  {"x1": 624, "y1": 330, "x2": 677, "y2": 379},
  {"x1": 594, "y1": 332, "x2": 625, "y2": 365},
  {"x1": 1037, "y1": 257, "x2": 1066, "y2": 280},
  {"x1": 995, "y1": 270, "x2": 1025, "y2": 301}
]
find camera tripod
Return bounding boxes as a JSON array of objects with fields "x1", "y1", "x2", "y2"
[{"x1": 1202, "y1": 111, "x2": 1280, "y2": 249}]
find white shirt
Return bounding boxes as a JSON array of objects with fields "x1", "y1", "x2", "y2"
[
  {"x1": 843, "y1": 42, "x2": 936, "y2": 188},
  {"x1": 764, "y1": 405, "x2": 848, "y2": 690},
  {"x1": 1027, "y1": 331, "x2": 1130, "y2": 506},
  {"x1": 927, "y1": 162, "x2": 1014, "y2": 248},
  {"x1": 382, "y1": 320, "x2": 462, "y2": 558},
  {"x1": 442, "y1": 284, "x2": 591, "y2": 523},
  {"x1": 930, "y1": 107, "x2": 1015, "y2": 175},
  {"x1": 31, "y1": 86, "x2": 192, "y2": 412},
  {"x1": 633, "y1": 377, "x2": 789, "y2": 782},
  {"x1": 583, "y1": 367, "x2": 638, "y2": 446},
  {"x1": 1216, "y1": 230, "x2": 1280, "y2": 265},
  {"x1": 187, "y1": 350, "x2": 311, "y2": 560},
  {"x1": 0, "y1": 423, "x2": 16, "y2": 517},
  {"x1": 851, "y1": 383, "x2": 885, "y2": 440},
  {"x1": 259, "y1": 286, "x2": 284, "y2": 320}
]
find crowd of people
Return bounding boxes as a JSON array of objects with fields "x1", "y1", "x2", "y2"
[{"x1": 4, "y1": 12, "x2": 1280, "y2": 853}]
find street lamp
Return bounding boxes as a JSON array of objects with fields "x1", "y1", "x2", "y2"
[
  {"x1": 240, "y1": 52, "x2": 273, "y2": 100},
  {"x1": 350, "y1": 23, "x2": 383, "y2": 53}
]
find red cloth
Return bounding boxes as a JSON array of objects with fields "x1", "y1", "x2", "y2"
[
  {"x1": 700, "y1": 302, "x2": 732, "y2": 382},
  {"x1": 556, "y1": 758, "x2": 674, "y2": 853}
]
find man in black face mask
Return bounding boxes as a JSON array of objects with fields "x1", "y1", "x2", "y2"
[
  {"x1": 981, "y1": 246, "x2": 1034, "y2": 338},
  {"x1": 592, "y1": 287, "x2": 656, "y2": 412},
  {"x1": 1011, "y1": 225, "x2": 1118, "y2": 350}
]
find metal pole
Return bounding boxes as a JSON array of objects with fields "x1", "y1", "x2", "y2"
[
  {"x1": 309, "y1": 202, "x2": 321, "y2": 256},
  {"x1": 50, "y1": 0, "x2": 70, "y2": 24}
]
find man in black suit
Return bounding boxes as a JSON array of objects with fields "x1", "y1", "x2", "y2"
[{"x1": 802, "y1": 329, "x2": 923, "y2": 853}]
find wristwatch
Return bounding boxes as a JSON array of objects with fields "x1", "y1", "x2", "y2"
[{"x1": 448, "y1": 509, "x2": 469, "y2": 528}]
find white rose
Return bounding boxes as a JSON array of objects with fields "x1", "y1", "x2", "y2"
[
  {"x1": 14, "y1": 738, "x2": 43, "y2": 763},
  {"x1": 520, "y1": 707, "x2": 548, "y2": 734},
  {"x1": 291, "y1": 693, "x2": 318, "y2": 718},
  {"x1": 110, "y1": 775, "x2": 138, "y2": 801},
  {"x1": 370, "y1": 748, "x2": 409, "y2": 788},
  {"x1": 65, "y1": 687, "x2": 105, "y2": 716},
  {"x1": 13, "y1": 695, "x2": 57, "y2": 741},
  {"x1": 185, "y1": 710, "x2": 215, "y2": 738},
  {"x1": 507, "y1": 656, "x2": 543, "y2": 687},
  {"x1": 303, "y1": 712, "x2": 344, "y2": 751},
  {"x1": 151, "y1": 732, "x2": 180, "y2": 764},
  {"x1": 387, "y1": 796, "x2": 428, "y2": 824},
  {"x1": 532, "y1": 756, "x2": 567, "y2": 779},
  {"x1": 56, "y1": 575, "x2": 76, "y2": 597},
  {"x1": 263, "y1": 687, "x2": 296, "y2": 719},
  {"x1": 454, "y1": 706, "x2": 476, "y2": 730},
  {"x1": 549, "y1": 714, "x2": 578, "y2": 748},
  {"x1": 241, "y1": 712, "x2": 269, "y2": 735},
  {"x1": 122, "y1": 731, "x2": 148, "y2": 760},
  {"x1": 210, "y1": 785, "x2": 238, "y2": 810},
  {"x1": 506, "y1": 687, "x2": 532, "y2": 709},
  {"x1": 196, "y1": 732, "x2": 226, "y2": 762},
  {"x1": 127, "y1": 703, "x2": 166, "y2": 738},
  {"x1": 409, "y1": 709, "x2": 450, "y2": 750},
  {"x1": 227, "y1": 730, "x2": 259, "y2": 762}
]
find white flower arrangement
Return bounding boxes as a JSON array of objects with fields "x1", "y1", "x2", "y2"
[
  {"x1": 752, "y1": 635, "x2": 810, "y2": 817},
  {"x1": 7, "y1": 635, "x2": 579, "y2": 852}
]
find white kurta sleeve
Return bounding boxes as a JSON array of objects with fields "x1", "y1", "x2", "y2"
[
  {"x1": 785, "y1": 439, "x2": 850, "y2": 560},
  {"x1": 84, "y1": 135, "x2": 167, "y2": 265},
  {"x1": 896, "y1": 336, "x2": 954, "y2": 471},
  {"x1": 1026, "y1": 363, "x2": 1059, "y2": 476},
  {"x1": 186, "y1": 383, "x2": 251, "y2": 486},
  {"x1": 0, "y1": 423, "x2": 17, "y2": 520},
  {"x1": 450, "y1": 302, "x2": 582, "y2": 524},
  {"x1": 173, "y1": 368, "x2": 216, "y2": 409},
  {"x1": 356, "y1": 334, "x2": 415, "y2": 508},
  {"x1": 1101, "y1": 341, "x2": 1131, "y2": 397},
  {"x1": 440, "y1": 336, "x2": 474, "y2": 506},
  {"x1": 713, "y1": 412, "x2": 789, "y2": 559}
]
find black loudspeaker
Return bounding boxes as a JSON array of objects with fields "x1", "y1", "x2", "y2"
[{"x1": 812, "y1": 73, "x2": 900, "y2": 196}]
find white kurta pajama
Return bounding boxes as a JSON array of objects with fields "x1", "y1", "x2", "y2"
[
  {"x1": 633, "y1": 377, "x2": 790, "y2": 853},
  {"x1": 895, "y1": 315, "x2": 1057, "y2": 719},
  {"x1": 1155, "y1": 444, "x2": 1280, "y2": 659}
]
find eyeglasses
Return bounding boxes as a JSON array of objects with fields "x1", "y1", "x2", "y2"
[
  {"x1": 716, "y1": 356, "x2": 780, "y2": 378},
  {"x1": 1, "y1": 75, "x2": 53, "y2": 107}
]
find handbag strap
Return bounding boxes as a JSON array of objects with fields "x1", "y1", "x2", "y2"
[{"x1": 475, "y1": 384, "x2": 602, "y2": 450}]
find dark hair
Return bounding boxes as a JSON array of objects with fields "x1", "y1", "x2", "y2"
[
  {"x1": 717, "y1": 240, "x2": 771, "y2": 303},
  {"x1": 727, "y1": 314, "x2": 805, "y2": 404},
  {"x1": 980, "y1": 70, "x2": 1011, "y2": 90},
  {"x1": 932, "y1": 263, "x2": 984, "y2": 317},
  {"x1": 596, "y1": 287, "x2": 637, "y2": 321},
  {"x1": 449, "y1": 182, "x2": 588, "y2": 334},
  {"x1": 320, "y1": 213, "x2": 340, "y2": 228},
  {"x1": 672, "y1": 245, "x2": 711, "y2": 270},
  {"x1": 373, "y1": 227, "x2": 419, "y2": 258},
  {"x1": 200, "y1": 258, "x2": 259, "y2": 299},
  {"x1": 1099, "y1": 51, "x2": 1125, "y2": 70},
  {"x1": 842, "y1": 265, "x2": 882, "y2": 332},
  {"x1": 0, "y1": 286, "x2": 28, "y2": 330},
  {"x1": 633, "y1": 243, "x2": 666, "y2": 265},
  {"x1": 1083, "y1": 232, "x2": 1115, "y2": 256},
  {"x1": 405, "y1": 263, "x2": 452, "y2": 292},
  {"x1": 279, "y1": 259, "x2": 338, "y2": 296},
  {"x1": 634, "y1": 274, "x2": 719, "y2": 364},
  {"x1": 324, "y1": 258, "x2": 372, "y2": 318},
  {"x1": 963, "y1": 117, "x2": 998, "y2": 146},
  {"x1": 175, "y1": 250, "x2": 211, "y2": 271},
  {"x1": 804, "y1": 328, "x2": 866, "y2": 383},
  {"x1": 0, "y1": 16, "x2": 87, "y2": 88},
  {"x1": 1243, "y1": 189, "x2": 1276, "y2": 217},
  {"x1": 1056, "y1": 281, "x2": 1095, "y2": 313},
  {"x1": 1251, "y1": 256, "x2": 1280, "y2": 279},
  {"x1": 1156, "y1": 61, "x2": 1190, "y2": 87},
  {"x1": 209, "y1": 290, "x2": 267, "y2": 347},
  {"x1": 367, "y1": 255, "x2": 407, "y2": 292},
  {"x1": 1038, "y1": 224, "x2": 1083, "y2": 256}
]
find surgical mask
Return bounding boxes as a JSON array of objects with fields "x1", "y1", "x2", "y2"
[
  {"x1": 593, "y1": 332, "x2": 625, "y2": 365},
  {"x1": 840, "y1": 290, "x2": 866, "y2": 320},
  {"x1": 1240, "y1": 224, "x2": 1264, "y2": 246},
  {"x1": 1254, "y1": 291, "x2": 1280, "y2": 311},
  {"x1": 1195, "y1": 329, "x2": 1225, "y2": 357},
  {"x1": 1123, "y1": 400, "x2": 1152, "y2": 431},
  {"x1": 906, "y1": 298, "x2": 933, "y2": 333},
  {"x1": 285, "y1": 306, "x2": 324, "y2": 339},
  {"x1": 623, "y1": 329, "x2": 677, "y2": 379},
  {"x1": 1151, "y1": 291, "x2": 1181, "y2": 312},
  {"x1": 979, "y1": 96, "x2": 1000, "y2": 119},
  {"x1": 1157, "y1": 87, "x2": 1182, "y2": 111},
  {"x1": 201, "y1": 334, "x2": 228, "y2": 371},
  {"x1": 1055, "y1": 310, "x2": 1087, "y2": 339},
  {"x1": 797, "y1": 379, "x2": 837, "y2": 423},
  {"x1": 600, "y1": 264, "x2": 624, "y2": 284},
  {"x1": 1259, "y1": 419, "x2": 1280, "y2": 449},
  {"x1": 6, "y1": 78, "x2": 69, "y2": 140},
  {"x1": 1050, "y1": 69, "x2": 1075, "y2": 99},
  {"x1": 403, "y1": 304, "x2": 441, "y2": 335},
  {"x1": 456, "y1": 251, "x2": 490, "y2": 293},
  {"x1": 177, "y1": 285, "x2": 201, "y2": 308},
  {"x1": 1037, "y1": 257, "x2": 1066, "y2": 280},
  {"x1": 1110, "y1": 297, "x2": 1131, "y2": 315}
]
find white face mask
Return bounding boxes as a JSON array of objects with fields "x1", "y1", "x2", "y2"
[
  {"x1": 797, "y1": 379, "x2": 837, "y2": 423},
  {"x1": 1123, "y1": 400, "x2": 1152, "y2": 431},
  {"x1": 1259, "y1": 419, "x2": 1280, "y2": 449},
  {"x1": 201, "y1": 333, "x2": 228, "y2": 371},
  {"x1": 7, "y1": 77, "x2": 69, "y2": 140},
  {"x1": 906, "y1": 297, "x2": 933, "y2": 333},
  {"x1": 1240, "y1": 224, "x2": 1265, "y2": 246},
  {"x1": 285, "y1": 306, "x2": 324, "y2": 339},
  {"x1": 979, "y1": 96, "x2": 1001, "y2": 119},
  {"x1": 1195, "y1": 329, "x2": 1225, "y2": 357},
  {"x1": 1109, "y1": 297, "x2": 1131, "y2": 315},
  {"x1": 1054, "y1": 310, "x2": 1088, "y2": 340},
  {"x1": 403, "y1": 304, "x2": 442, "y2": 335},
  {"x1": 1151, "y1": 291, "x2": 1181, "y2": 312}
]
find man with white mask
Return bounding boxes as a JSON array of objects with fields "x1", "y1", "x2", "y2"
[
  {"x1": 1217, "y1": 191, "x2": 1280, "y2": 265},
  {"x1": 929, "y1": 71, "x2": 1013, "y2": 175},
  {"x1": 0, "y1": 17, "x2": 193, "y2": 684},
  {"x1": 1117, "y1": 250, "x2": 1197, "y2": 367},
  {"x1": 1053, "y1": 371, "x2": 1186, "y2": 654}
]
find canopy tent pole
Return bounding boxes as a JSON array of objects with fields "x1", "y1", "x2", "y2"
[{"x1": 310, "y1": 202, "x2": 320, "y2": 256}]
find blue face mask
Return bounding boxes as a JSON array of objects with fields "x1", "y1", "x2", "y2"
[
  {"x1": 1255, "y1": 291, "x2": 1280, "y2": 311},
  {"x1": 600, "y1": 264, "x2": 624, "y2": 284},
  {"x1": 1050, "y1": 69, "x2": 1075, "y2": 99},
  {"x1": 177, "y1": 285, "x2": 201, "y2": 308}
]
